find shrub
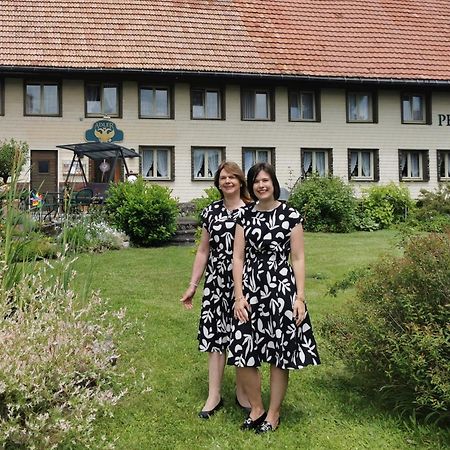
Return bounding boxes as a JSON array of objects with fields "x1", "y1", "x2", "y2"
[
  {"x1": 358, "y1": 183, "x2": 414, "y2": 229},
  {"x1": 321, "y1": 232, "x2": 450, "y2": 422},
  {"x1": 0, "y1": 138, "x2": 28, "y2": 184},
  {"x1": 105, "y1": 178, "x2": 179, "y2": 246},
  {"x1": 0, "y1": 259, "x2": 126, "y2": 448},
  {"x1": 288, "y1": 174, "x2": 357, "y2": 232},
  {"x1": 192, "y1": 186, "x2": 221, "y2": 223},
  {"x1": 406, "y1": 183, "x2": 450, "y2": 232}
]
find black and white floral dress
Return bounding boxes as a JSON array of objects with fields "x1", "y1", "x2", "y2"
[
  {"x1": 197, "y1": 200, "x2": 242, "y2": 353},
  {"x1": 227, "y1": 202, "x2": 320, "y2": 369}
]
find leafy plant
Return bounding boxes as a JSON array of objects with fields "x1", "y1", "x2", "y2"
[
  {"x1": 0, "y1": 138, "x2": 28, "y2": 184},
  {"x1": 192, "y1": 186, "x2": 221, "y2": 223},
  {"x1": 321, "y1": 232, "x2": 450, "y2": 423},
  {"x1": 288, "y1": 174, "x2": 357, "y2": 232},
  {"x1": 105, "y1": 178, "x2": 179, "y2": 246}
]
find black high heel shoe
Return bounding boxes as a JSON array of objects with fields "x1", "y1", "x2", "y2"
[
  {"x1": 255, "y1": 417, "x2": 281, "y2": 434},
  {"x1": 240, "y1": 411, "x2": 267, "y2": 430},
  {"x1": 235, "y1": 395, "x2": 251, "y2": 414},
  {"x1": 198, "y1": 398, "x2": 224, "y2": 419}
]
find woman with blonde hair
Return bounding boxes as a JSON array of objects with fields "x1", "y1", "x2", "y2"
[{"x1": 181, "y1": 161, "x2": 253, "y2": 418}]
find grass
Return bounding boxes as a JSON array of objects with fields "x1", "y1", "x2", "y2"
[{"x1": 72, "y1": 230, "x2": 449, "y2": 450}]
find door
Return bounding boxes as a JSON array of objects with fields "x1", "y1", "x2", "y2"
[{"x1": 30, "y1": 150, "x2": 58, "y2": 194}]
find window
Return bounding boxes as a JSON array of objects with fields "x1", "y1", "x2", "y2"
[
  {"x1": 401, "y1": 93, "x2": 430, "y2": 124},
  {"x1": 438, "y1": 150, "x2": 450, "y2": 181},
  {"x1": 347, "y1": 91, "x2": 377, "y2": 123},
  {"x1": 139, "y1": 86, "x2": 172, "y2": 118},
  {"x1": 85, "y1": 82, "x2": 120, "y2": 117},
  {"x1": 192, "y1": 147, "x2": 224, "y2": 180},
  {"x1": 242, "y1": 148, "x2": 274, "y2": 174},
  {"x1": 38, "y1": 160, "x2": 50, "y2": 173},
  {"x1": 0, "y1": 78, "x2": 4, "y2": 116},
  {"x1": 141, "y1": 146, "x2": 173, "y2": 180},
  {"x1": 241, "y1": 88, "x2": 274, "y2": 120},
  {"x1": 191, "y1": 88, "x2": 223, "y2": 119},
  {"x1": 348, "y1": 149, "x2": 379, "y2": 181},
  {"x1": 289, "y1": 90, "x2": 319, "y2": 121},
  {"x1": 399, "y1": 150, "x2": 429, "y2": 181},
  {"x1": 301, "y1": 148, "x2": 332, "y2": 177},
  {"x1": 25, "y1": 81, "x2": 60, "y2": 116}
]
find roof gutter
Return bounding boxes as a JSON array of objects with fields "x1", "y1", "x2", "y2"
[{"x1": 1, "y1": 65, "x2": 450, "y2": 87}]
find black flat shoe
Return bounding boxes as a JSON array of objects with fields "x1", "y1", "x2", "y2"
[
  {"x1": 255, "y1": 418, "x2": 281, "y2": 434},
  {"x1": 240, "y1": 411, "x2": 267, "y2": 430},
  {"x1": 235, "y1": 395, "x2": 251, "y2": 414},
  {"x1": 198, "y1": 398, "x2": 223, "y2": 419}
]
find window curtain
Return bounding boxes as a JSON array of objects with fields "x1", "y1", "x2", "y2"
[
  {"x1": 43, "y1": 85, "x2": 58, "y2": 114},
  {"x1": 412, "y1": 96, "x2": 423, "y2": 121},
  {"x1": 400, "y1": 152, "x2": 407, "y2": 177},
  {"x1": 207, "y1": 151, "x2": 219, "y2": 177},
  {"x1": 255, "y1": 93, "x2": 268, "y2": 119},
  {"x1": 86, "y1": 85, "x2": 101, "y2": 114},
  {"x1": 206, "y1": 91, "x2": 219, "y2": 118},
  {"x1": 411, "y1": 153, "x2": 420, "y2": 177},
  {"x1": 244, "y1": 151, "x2": 255, "y2": 175},
  {"x1": 155, "y1": 89, "x2": 168, "y2": 116},
  {"x1": 289, "y1": 92, "x2": 300, "y2": 120},
  {"x1": 26, "y1": 85, "x2": 40, "y2": 114},
  {"x1": 143, "y1": 150, "x2": 153, "y2": 177},
  {"x1": 303, "y1": 152, "x2": 312, "y2": 175},
  {"x1": 350, "y1": 152, "x2": 358, "y2": 176},
  {"x1": 157, "y1": 149, "x2": 168, "y2": 177},
  {"x1": 402, "y1": 99, "x2": 412, "y2": 121},
  {"x1": 316, "y1": 152, "x2": 326, "y2": 176},
  {"x1": 193, "y1": 150, "x2": 204, "y2": 178},
  {"x1": 192, "y1": 90, "x2": 204, "y2": 118},
  {"x1": 357, "y1": 95, "x2": 369, "y2": 120},
  {"x1": 302, "y1": 93, "x2": 313, "y2": 120},
  {"x1": 361, "y1": 152, "x2": 371, "y2": 177},
  {"x1": 103, "y1": 86, "x2": 117, "y2": 115},
  {"x1": 243, "y1": 91, "x2": 255, "y2": 119}
]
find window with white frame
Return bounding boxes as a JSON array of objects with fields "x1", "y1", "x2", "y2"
[
  {"x1": 438, "y1": 150, "x2": 450, "y2": 181},
  {"x1": 140, "y1": 86, "x2": 171, "y2": 118},
  {"x1": 241, "y1": 88, "x2": 273, "y2": 120},
  {"x1": 86, "y1": 82, "x2": 120, "y2": 117},
  {"x1": 25, "y1": 81, "x2": 60, "y2": 116},
  {"x1": 348, "y1": 149, "x2": 378, "y2": 181},
  {"x1": 242, "y1": 148, "x2": 274, "y2": 174},
  {"x1": 192, "y1": 147, "x2": 223, "y2": 180},
  {"x1": 289, "y1": 90, "x2": 317, "y2": 121},
  {"x1": 347, "y1": 92, "x2": 375, "y2": 122},
  {"x1": 399, "y1": 150, "x2": 429, "y2": 181},
  {"x1": 141, "y1": 146, "x2": 173, "y2": 180},
  {"x1": 191, "y1": 88, "x2": 222, "y2": 119},
  {"x1": 302, "y1": 148, "x2": 332, "y2": 177},
  {"x1": 401, "y1": 93, "x2": 428, "y2": 124}
]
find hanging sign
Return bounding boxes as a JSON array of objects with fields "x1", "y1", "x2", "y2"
[{"x1": 85, "y1": 120, "x2": 124, "y2": 142}]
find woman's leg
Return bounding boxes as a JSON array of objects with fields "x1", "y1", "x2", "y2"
[
  {"x1": 266, "y1": 365, "x2": 289, "y2": 427},
  {"x1": 236, "y1": 367, "x2": 264, "y2": 419},
  {"x1": 202, "y1": 351, "x2": 226, "y2": 410},
  {"x1": 235, "y1": 367, "x2": 261, "y2": 409}
]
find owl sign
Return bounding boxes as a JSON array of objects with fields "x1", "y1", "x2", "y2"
[{"x1": 85, "y1": 120, "x2": 124, "y2": 143}]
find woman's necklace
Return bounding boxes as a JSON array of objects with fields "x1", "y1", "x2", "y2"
[{"x1": 255, "y1": 200, "x2": 281, "y2": 211}]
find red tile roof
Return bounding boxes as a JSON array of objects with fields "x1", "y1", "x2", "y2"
[{"x1": 1, "y1": 0, "x2": 449, "y2": 81}]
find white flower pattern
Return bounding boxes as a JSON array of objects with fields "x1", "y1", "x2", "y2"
[{"x1": 227, "y1": 203, "x2": 320, "y2": 369}]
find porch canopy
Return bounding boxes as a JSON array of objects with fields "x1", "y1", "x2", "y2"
[{"x1": 57, "y1": 141, "x2": 140, "y2": 185}]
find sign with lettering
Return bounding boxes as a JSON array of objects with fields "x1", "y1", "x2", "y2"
[
  {"x1": 85, "y1": 120, "x2": 124, "y2": 142},
  {"x1": 438, "y1": 114, "x2": 450, "y2": 126}
]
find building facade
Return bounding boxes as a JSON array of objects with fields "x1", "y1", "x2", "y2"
[{"x1": 1, "y1": 1, "x2": 450, "y2": 201}]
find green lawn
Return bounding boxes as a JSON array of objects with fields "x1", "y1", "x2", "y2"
[{"x1": 73, "y1": 230, "x2": 448, "y2": 449}]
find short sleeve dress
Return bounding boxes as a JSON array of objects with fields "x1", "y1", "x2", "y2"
[
  {"x1": 197, "y1": 199, "x2": 242, "y2": 353},
  {"x1": 227, "y1": 202, "x2": 320, "y2": 369}
]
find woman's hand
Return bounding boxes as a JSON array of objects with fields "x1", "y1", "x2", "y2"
[
  {"x1": 234, "y1": 295, "x2": 251, "y2": 323},
  {"x1": 180, "y1": 285, "x2": 196, "y2": 310},
  {"x1": 293, "y1": 296, "x2": 306, "y2": 326}
]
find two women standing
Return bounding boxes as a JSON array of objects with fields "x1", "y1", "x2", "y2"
[{"x1": 182, "y1": 161, "x2": 320, "y2": 432}]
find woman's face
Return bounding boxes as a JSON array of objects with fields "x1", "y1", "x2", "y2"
[
  {"x1": 218, "y1": 167, "x2": 241, "y2": 197},
  {"x1": 253, "y1": 170, "x2": 274, "y2": 201}
]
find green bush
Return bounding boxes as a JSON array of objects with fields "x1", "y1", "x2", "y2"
[
  {"x1": 105, "y1": 178, "x2": 179, "y2": 246},
  {"x1": 288, "y1": 174, "x2": 357, "y2": 232},
  {"x1": 321, "y1": 232, "x2": 450, "y2": 422},
  {"x1": 406, "y1": 184, "x2": 450, "y2": 232},
  {"x1": 192, "y1": 186, "x2": 221, "y2": 223},
  {"x1": 358, "y1": 183, "x2": 414, "y2": 230}
]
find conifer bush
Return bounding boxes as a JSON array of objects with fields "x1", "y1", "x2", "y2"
[{"x1": 321, "y1": 232, "x2": 450, "y2": 423}]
